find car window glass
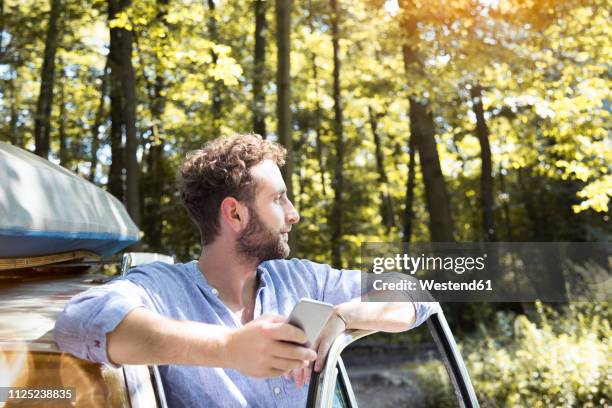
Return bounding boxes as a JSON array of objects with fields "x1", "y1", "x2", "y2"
[
  {"x1": 332, "y1": 370, "x2": 350, "y2": 408},
  {"x1": 342, "y1": 323, "x2": 458, "y2": 407}
]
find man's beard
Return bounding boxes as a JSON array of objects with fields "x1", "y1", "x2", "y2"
[{"x1": 237, "y1": 206, "x2": 290, "y2": 263}]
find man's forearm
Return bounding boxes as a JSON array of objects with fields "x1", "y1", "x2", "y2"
[
  {"x1": 333, "y1": 299, "x2": 416, "y2": 333},
  {"x1": 108, "y1": 309, "x2": 317, "y2": 379},
  {"x1": 107, "y1": 307, "x2": 232, "y2": 367}
]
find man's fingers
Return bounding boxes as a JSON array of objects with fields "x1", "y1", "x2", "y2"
[
  {"x1": 303, "y1": 364, "x2": 312, "y2": 385},
  {"x1": 271, "y1": 340, "x2": 317, "y2": 362},
  {"x1": 267, "y1": 368, "x2": 288, "y2": 377},
  {"x1": 292, "y1": 364, "x2": 313, "y2": 389},
  {"x1": 314, "y1": 339, "x2": 331, "y2": 372},
  {"x1": 294, "y1": 367, "x2": 304, "y2": 388},
  {"x1": 260, "y1": 314, "x2": 286, "y2": 323},
  {"x1": 271, "y1": 356, "x2": 309, "y2": 372},
  {"x1": 269, "y1": 322, "x2": 309, "y2": 344}
]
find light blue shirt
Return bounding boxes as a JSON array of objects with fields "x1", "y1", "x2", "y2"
[{"x1": 54, "y1": 259, "x2": 437, "y2": 408}]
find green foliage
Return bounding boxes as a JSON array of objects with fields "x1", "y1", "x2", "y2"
[
  {"x1": 414, "y1": 303, "x2": 612, "y2": 407},
  {"x1": 0, "y1": 0, "x2": 610, "y2": 260}
]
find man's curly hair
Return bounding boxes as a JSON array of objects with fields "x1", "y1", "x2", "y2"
[{"x1": 179, "y1": 134, "x2": 286, "y2": 246}]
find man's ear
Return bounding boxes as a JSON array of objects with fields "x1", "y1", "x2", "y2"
[{"x1": 219, "y1": 197, "x2": 248, "y2": 233}]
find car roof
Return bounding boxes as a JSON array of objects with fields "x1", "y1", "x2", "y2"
[{"x1": 0, "y1": 272, "x2": 107, "y2": 351}]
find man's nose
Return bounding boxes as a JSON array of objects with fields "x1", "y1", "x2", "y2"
[{"x1": 286, "y1": 200, "x2": 300, "y2": 225}]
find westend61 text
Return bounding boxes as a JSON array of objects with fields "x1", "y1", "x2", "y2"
[{"x1": 373, "y1": 279, "x2": 493, "y2": 292}]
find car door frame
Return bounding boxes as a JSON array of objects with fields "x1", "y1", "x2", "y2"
[
  {"x1": 305, "y1": 310, "x2": 479, "y2": 408},
  {"x1": 121, "y1": 252, "x2": 175, "y2": 408}
]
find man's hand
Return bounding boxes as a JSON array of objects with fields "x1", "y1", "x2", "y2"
[
  {"x1": 289, "y1": 313, "x2": 346, "y2": 388},
  {"x1": 224, "y1": 314, "x2": 317, "y2": 378}
]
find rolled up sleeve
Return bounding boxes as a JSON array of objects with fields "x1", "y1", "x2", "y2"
[
  {"x1": 411, "y1": 301, "x2": 441, "y2": 329},
  {"x1": 308, "y1": 261, "x2": 440, "y2": 330},
  {"x1": 53, "y1": 279, "x2": 151, "y2": 367}
]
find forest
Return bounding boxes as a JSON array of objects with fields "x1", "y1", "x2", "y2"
[{"x1": 1, "y1": 0, "x2": 610, "y2": 405}]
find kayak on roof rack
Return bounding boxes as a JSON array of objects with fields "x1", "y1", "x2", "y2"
[{"x1": 0, "y1": 141, "x2": 140, "y2": 260}]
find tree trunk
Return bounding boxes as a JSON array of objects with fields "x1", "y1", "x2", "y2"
[
  {"x1": 0, "y1": 0, "x2": 6, "y2": 58},
  {"x1": 329, "y1": 0, "x2": 344, "y2": 267},
  {"x1": 145, "y1": 0, "x2": 169, "y2": 251},
  {"x1": 107, "y1": 70, "x2": 124, "y2": 203},
  {"x1": 108, "y1": 0, "x2": 140, "y2": 227},
  {"x1": 275, "y1": 0, "x2": 293, "y2": 203},
  {"x1": 470, "y1": 84, "x2": 497, "y2": 242},
  {"x1": 408, "y1": 98, "x2": 455, "y2": 242},
  {"x1": 89, "y1": 61, "x2": 109, "y2": 182},
  {"x1": 368, "y1": 106, "x2": 395, "y2": 234},
  {"x1": 108, "y1": 1, "x2": 124, "y2": 202},
  {"x1": 146, "y1": 131, "x2": 164, "y2": 250},
  {"x1": 207, "y1": 0, "x2": 222, "y2": 137},
  {"x1": 498, "y1": 163, "x2": 513, "y2": 241},
  {"x1": 252, "y1": 0, "x2": 267, "y2": 138},
  {"x1": 8, "y1": 75, "x2": 20, "y2": 146},
  {"x1": 399, "y1": 1, "x2": 454, "y2": 242},
  {"x1": 58, "y1": 65, "x2": 68, "y2": 167},
  {"x1": 403, "y1": 129, "x2": 418, "y2": 242},
  {"x1": 307, "y1": 0, "x2": 326, "y2": 196},
  {"x1": 34, "y1": 0, "x2": 62, "y2": 159}
]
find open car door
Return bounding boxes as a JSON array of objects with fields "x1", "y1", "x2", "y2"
[{"x1": 305, "y1": 309, "x2": 479, "y2": 408}]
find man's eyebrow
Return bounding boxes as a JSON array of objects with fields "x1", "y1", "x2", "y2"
[{"x1": 272, "y1": 188, "x2": 287, "y2": 196}]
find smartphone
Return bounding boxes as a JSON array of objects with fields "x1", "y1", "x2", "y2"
[{"x1": 287, "y1": 298, "x2": 334, "y2": 347}]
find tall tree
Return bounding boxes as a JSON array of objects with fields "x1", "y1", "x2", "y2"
[
  {"x1": 403, "y1": 128, "x2": 418, "y2": 242},
  {"x1": 252, "y1": 0, "x2": 267, "y2": 137},
  {"x1": 368, "y1": 105, "x2": 395, "y2": 234},
  {"x1": 399, "y1": 1, "x2": 455, "y2": 242},
  {"x1": 207, "y1": 0, "x2": 222, "y2": 137},
  {"x1": 7, "y1": 75, "x2": 20, "y2": 147},
  {"x1": 57, "y1": 64, "x2": 68, "y2": 166},
  {"x1": 470, "y1": 84, "x2": 497, "y2": 242},
  {"x1": 108, "y1": 0, "x2": 140, "y2": 226},
  {"x1": 143, "y1": 0, "x2": 170, "y2": 251},
  {"x1": 307, "y1": 0, "x2": 327, "y2": 197},
  {"x1": 329, "y1": 0, "x2": 345, "y2": 267},
  {"x1": 275, "y1": 0, "x2": 293, "y2": 203},
  {"x1": 89, "y1": 62, "x2": 109, "y2": 182},
  {"x1": 33, "y1": 0, "x2": 62, "y2": 158},
  {"x1": 0, "y1": 0, "x2": 6, "y2": 59}
]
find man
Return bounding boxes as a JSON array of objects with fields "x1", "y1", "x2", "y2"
[{"x1": 54, "y1": 134, "x2": 437, "y2": 407}]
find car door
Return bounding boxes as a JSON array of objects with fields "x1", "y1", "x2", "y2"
[
  {"x1": 305, "y1": 310, "x2": 479, "y2": 408},
  {"x1": 120, "y1": 252, "x2": 175, "y2": 408}
]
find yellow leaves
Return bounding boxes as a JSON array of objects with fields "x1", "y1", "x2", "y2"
[
  {"x1": 208, "y1": 56, "x2": 243, "y2": 87},
  {"x1": 108, "y1": 11, "x2": 132, "y2": 31},
  {"x1": 163, "y1": 103, "x2": 187, "y2": 129},
  {"x1": 572, "y1": 175, "x2": 612, "y2": 213},
  {"x1": 554, "y1": 160, "x2": 591, "y2": 182},
  {"x1": 164, "y1": 11, "x2": 182, "y2": 25}
]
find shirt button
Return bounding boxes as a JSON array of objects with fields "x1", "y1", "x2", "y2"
[
  {"x1": 211, "y1": 288, "x2": 219, "y2": 296},
  {"x1": 273, "y1": 386, "x2": 281, "y2": 395}
]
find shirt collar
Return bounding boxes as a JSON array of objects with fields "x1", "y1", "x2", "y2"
[{"x1": 190, "y1": 260, "x2": 268, "y2": 292}]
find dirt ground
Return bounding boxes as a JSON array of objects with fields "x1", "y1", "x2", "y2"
[
  {"x1": 341, "y1": 344, "x2": 457, "y2": 408},
  {"x1": 347, "y1": 367, "x2": 428, "y2": 407}
]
